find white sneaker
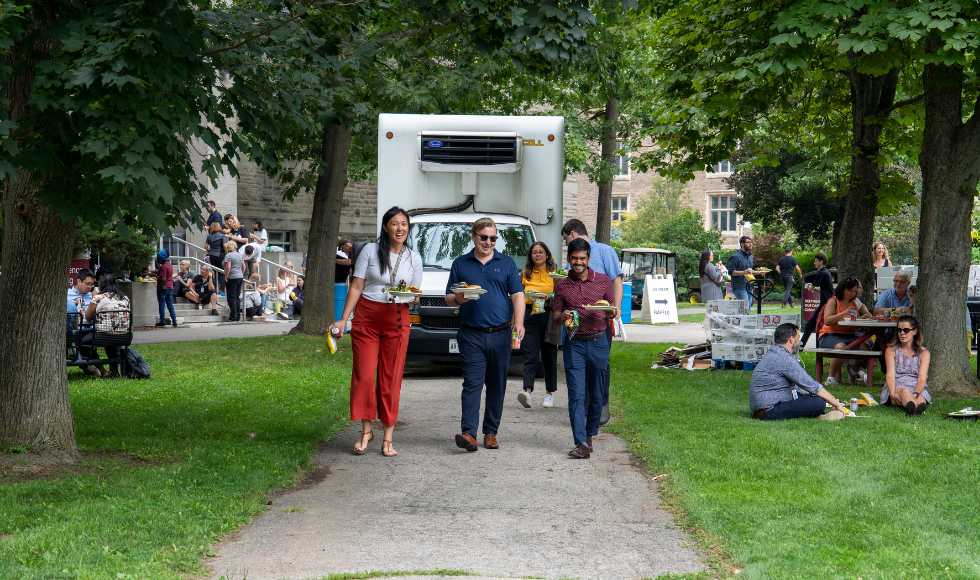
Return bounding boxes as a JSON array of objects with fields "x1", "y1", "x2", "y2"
[
  {"x1": 543, "y1": 393, "x2": 554, "y2": 408},
  {"x1": 518, "y1": 390, "x2": 532, "y2": 408},
  {"x1": 276, "y1": 311, "x2": 289, "y2": 320},
  {"x1": 857, "y1": 370, "x2": 868, "y2": 384},
  {"x1": 819, "y1": 410, "x2": 845, "y2": 421},
  {"x1": 824, "y1": 377, "x2": 838, "y2": 386}
]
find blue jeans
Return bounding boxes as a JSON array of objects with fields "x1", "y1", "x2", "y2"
[
  {"x1": 457, "y1": 325, "x2": 511, "y2": 436},
  {"x1": 261, "y1": 293, "x2": 268, "y2": 310},
  {"x1": 157, "y1": 288, "x2": 176, "y2": 324},
  {"x1": 734, "y1": 287, "x2": 753, "y2": 309},
  {"x1": 563, "y1": 334, "x2": 609, "y2": 445},
  {"x1": 755, "y1": 396, "x2": 826, "y2": 420}
]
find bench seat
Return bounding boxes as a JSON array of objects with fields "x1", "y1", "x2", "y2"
[{"x1": 805, "y1": 348, "x2": 880, "y2": 388}]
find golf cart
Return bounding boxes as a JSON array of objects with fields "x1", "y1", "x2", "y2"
[{"x1": 620, "y1": 247, "x2": 677, "y2": 309}]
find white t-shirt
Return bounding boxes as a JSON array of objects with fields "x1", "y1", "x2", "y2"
[
  {"x1": 277, "y1": 275, "x2": 295, "y2": 301},
  {"x1": 353, "y1": 243, "x2": 423, "y2": 304}
]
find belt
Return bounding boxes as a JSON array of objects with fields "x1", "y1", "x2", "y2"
[
  {"x1": 571, "y1": 331, "x2": 606, "y2": 341},
  {"x1": 753, "y1": 407, "x2": 772, "y2": 418},
  {"x1": 463, "y1": 323, "x2": 510, "y2": 333}
]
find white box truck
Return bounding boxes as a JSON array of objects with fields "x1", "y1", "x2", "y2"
[{"x1": 377, "y1": 113, "x2": 565, "y2": 361}]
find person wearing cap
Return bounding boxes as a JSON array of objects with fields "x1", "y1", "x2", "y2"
[
  {"x1": 149, "y1": 249, "x2": 178, "y2": 327},
  {"x1": 775, "y1": 248, "x2": 802, "y2": 308}
]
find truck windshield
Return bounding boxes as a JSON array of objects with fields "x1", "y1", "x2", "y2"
[{"x1": 410, "y1": 222, "x2": 534, "y2": 269}]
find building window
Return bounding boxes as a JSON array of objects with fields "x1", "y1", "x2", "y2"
[
  {"x1": 614, "y1": 142, "x2": 630, "y2": 178},
  {"x1": 267, "y1": 230, "x2": 292, "y2": 252},
  {"x1": 612, "y1": 197, "x2": 628, "y2": 221},
  {"x1": 710, "y1": 196, "x2": 738, "y2": 232},
  {"x1": 710, "y1": 160, "x2": 733, "y2": 174},
  {"x1": 161, "y1": 233, "x2": 186, "y2": 258}
]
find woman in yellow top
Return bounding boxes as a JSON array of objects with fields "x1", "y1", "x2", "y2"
[{"x1": 518, "y1": 242, "x2": 559, "y2": 409}]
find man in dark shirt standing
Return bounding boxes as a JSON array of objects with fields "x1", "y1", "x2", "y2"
[
  {"x1": 800, "y1": 252, "x2": 834, "y2": 347},
  {"x1": 553, "y1": 238, "x2": 615, "y2": 459},
  {"x1": 205, "y1": 200, "x2": 223, "y2": 230},
  {"x1": 446, "y1": 217, "x2": 525, "y2": 452},
  {"x1": 728, "y1": 236, "x2": 760, "y2": 309},
  {"x1": 775, "y1": 248, "x2": 802, "y2": 307}
]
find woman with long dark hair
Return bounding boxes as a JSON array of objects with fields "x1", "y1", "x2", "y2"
[
  {"x1": 517, "y1": 241, "x2": 559, "y2": 409},
  {"x1": 330, "y1": 206, "x2": 423, "y2": 457},
  {"x1": 882, "y1": 315, "x2": 930, "y2": 415},
  {"x1": 819, "y1": 277, "x2": 871, "y2": 385},
  {"x1": 698, "y1": 249, "x2": 724, "y2": 302}
]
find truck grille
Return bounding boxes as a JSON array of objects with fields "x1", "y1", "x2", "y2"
[
  {"x1": 421, "y1": 315, "x2": 461, "y2": 329},
  {"x1": 420, "y1": 297, "x2": 449, "y2": 307},
  {"x1": 421, "y1": 135, "x2": 518, "y2": 165}
]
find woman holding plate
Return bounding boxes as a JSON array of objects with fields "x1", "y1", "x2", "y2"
[
  {"x1": 517, "y1": 242, "x2": 560, "y2": 409},
  {"x1": 330, "y1": 206, "x2": 422, "y2": 457}
]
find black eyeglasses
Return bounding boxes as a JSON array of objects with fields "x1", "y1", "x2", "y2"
[
  {"x1": 897, "y1": 327, "x2": 914, "y2": 334},
  {"x1": 477, "y1": 235, "x2": 498, "y2": 242},
  {"x1": 844, "y1": 278, "x2": 857, "y2": 284}
]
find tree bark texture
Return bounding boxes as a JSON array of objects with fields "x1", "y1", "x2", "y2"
[
  {"x1": 834, "y1": 67, "x2": 900, "y2": 299},
  {"x1": 916, "y1": 37, "x2": 980, "y2": 395},
  {"x1": 594, "y1": 96, "x2": 618, "y2": 244},
  {"x1": 0, "y1": 3, "x2": 80, "y2": 460},
  {"x1": 295, "y1": 122, "x2": 352, "y2": 336}
]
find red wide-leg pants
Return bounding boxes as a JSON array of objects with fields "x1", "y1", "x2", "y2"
[{"x1": 349, "y1": 296, "x2": 411, "y2": 425}]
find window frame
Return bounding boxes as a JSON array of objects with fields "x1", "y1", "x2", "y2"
[
  {"x1": 266, "y1": 230, "x2": 293, "y2": 252},
  {"x1": 709, "y1": 194, "x2": 738, "y2": 232}
]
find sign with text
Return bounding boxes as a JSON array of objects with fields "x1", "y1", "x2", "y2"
[
  {"x1": 642, "y1": 274, "x2": 678, "y2": 324},
  {"x1": 69, "y1": 259, "x2": 91, "y2": 289},
  {"x1": 803, "y1": 287, "x2": 822, "y2": 322}
]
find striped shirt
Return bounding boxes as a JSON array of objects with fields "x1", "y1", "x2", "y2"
[
  {"x1": 552, "y1": 268, "x2": 614, "y2": 335},
  {"x1": 749, "y1": 343, "x2": 823, "y2": 414}
]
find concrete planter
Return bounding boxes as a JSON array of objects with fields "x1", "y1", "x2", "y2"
[{"x1": 119, "y1": 280, "x2": 165, "y2": 327}]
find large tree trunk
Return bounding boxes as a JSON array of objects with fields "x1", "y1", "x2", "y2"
[
  {"x1": 594, "y1": 96, "x2": 618, "y2": 244},
  {"x1": 834, "y1": 67, "x2": 900, "y2": 298},
  {"x1": 916, "y1": 37, "x2": 980, "y2": 395},
  {"x1": 295, "y1": 122, "x2": 352, "y2": 336},
  {"x1": 0, "y1": 3, "x2": 80, "y2": 460}
]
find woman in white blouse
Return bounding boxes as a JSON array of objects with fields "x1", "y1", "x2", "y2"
[{"x1": 330, "y1": 206, "x2": 422, "y2": 457}]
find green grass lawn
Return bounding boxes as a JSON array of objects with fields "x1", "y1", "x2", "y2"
[
  {"x1": 0, "y1": 334, "x2": 352, "y2": 580},
  {"x1": 609, "y1": 342, "x2": 980, "y2": 580}
]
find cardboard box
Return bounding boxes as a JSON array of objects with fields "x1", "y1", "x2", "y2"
[
  {"x1": 760, "y1": 313, "x2": 800, "y2": 328},
  {"x1": 706, "y1": 300, "x2": 748, "y2": 315},
  {"x1": 711, "y1": 342, "x2": 770, "y2": 361}
]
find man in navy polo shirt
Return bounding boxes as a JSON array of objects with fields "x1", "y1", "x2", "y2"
[{"x1": 445, "y1": 217, "x2": 526, "y2": 452}]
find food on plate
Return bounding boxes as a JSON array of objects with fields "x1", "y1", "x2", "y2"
[
  {"x1": 595, "y1": 299, "x2": 610, "y2": 306},
  {"x1": 408, "y1": 285, "x2": 421, "y2": 293},
  {"x1": 555, "y1": 269, "x2": 568, "y2": 275}
]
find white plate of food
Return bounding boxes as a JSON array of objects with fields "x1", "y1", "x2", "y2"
[
  {"x1": 548, "y1": 272, "x2": 569, "y2": 280},
  {"x1": 525, "y1": 291, "x2": 550, "y2": 299},
  {"x1": 388, "y1": 290, "x2": 422, "y2": 299},
  {"x1": 581, "y1": 304, "x2": 616, "y2": 312},
  {"x1": 453, "y1": 287, "x2": 488, "y2": 299}
]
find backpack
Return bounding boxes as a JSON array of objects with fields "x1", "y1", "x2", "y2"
[{"x1": 126, "y1": 348, "x2": 151, "y2": 379}]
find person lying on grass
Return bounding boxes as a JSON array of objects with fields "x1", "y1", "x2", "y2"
[
  {"x1": 881, "y1": 315, "x2": 930, "y2": 416},
  {"x1": 750, "y1": 322, "x2": 846, "y2": 421}
]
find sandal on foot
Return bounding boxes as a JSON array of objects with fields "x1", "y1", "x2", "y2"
[
  {"x1": 382, "y1": 439, "x2": 398, "y2": 457},
  {"x1": 354, "y1": 430, "x2": 374, "y2": 454}
]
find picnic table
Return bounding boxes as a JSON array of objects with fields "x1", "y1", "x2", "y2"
[{"x1": 808, "y1": 319, "x2": 896, "y2": 388}]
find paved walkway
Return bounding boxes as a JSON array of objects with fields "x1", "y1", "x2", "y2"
[
  {"x1": 132, "y1": 320, "x2": 297, "y2": 344},
  {"x1": 207, "y1": 364, "x2": 705, "y2": 580}
]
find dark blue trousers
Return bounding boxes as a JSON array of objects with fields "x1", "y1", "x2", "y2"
[
  {"x1": 755, "y1": 396, "x2": 826, "y2": 420},
  {"x1": 564, "y1": 334, "x2": 609, "y2": 445},
  {"x1": 157, "y1": 288, "x2": 176, "y2": 323},
  {"x1": 458, "y1": 325, "x2": 511, "y2": 436}
]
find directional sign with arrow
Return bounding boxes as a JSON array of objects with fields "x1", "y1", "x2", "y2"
[{"x1": 642, "y1": 274, "x2": 678, "y2": 324}]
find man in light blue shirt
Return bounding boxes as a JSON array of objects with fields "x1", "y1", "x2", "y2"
[
  {"x1": 874, "y1": 269, "x2": 912, "y2": 316},
  {"x1": 562, "y1": 219, "x2": 622, "y2": 425}
]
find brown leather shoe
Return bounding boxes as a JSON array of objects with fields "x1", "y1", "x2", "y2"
[
  {"x1": 587, "y1": 435, "x2": 593, "y2": 453},
  {"x1": 568, "y1": 443, "x2": 591, "y2": 459},
  {"x1": 455, "y1": 432, "x2": 478, "y2": 452},
  {"x1": 484, "y1": 433, "x2": 499, "y2": 449}
]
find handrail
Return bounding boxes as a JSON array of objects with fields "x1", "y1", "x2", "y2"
[{"x1": 160, "y1": 236, "x2": 304, "y2": 279}]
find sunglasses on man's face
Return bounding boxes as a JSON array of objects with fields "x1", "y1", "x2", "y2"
[
  {"x1": 477, "y1": 235, "x2": 498, "y2": 242},
  {"x1": 897, "y1": 327, "x2": 914, "y2": 334}
]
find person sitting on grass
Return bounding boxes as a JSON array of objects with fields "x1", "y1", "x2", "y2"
[
  {"x1": 881, "y1": 315, "x2": 930, "y2": 416},
  {"x1": 190, "y1": 265, "x2": 219, "y2": 315},
  {"x1": 750, "y1": 323, "x2": 846, "y2": 421},
  {"x1": 819, "y1": 277, "x2": 872, "y2": 386}
]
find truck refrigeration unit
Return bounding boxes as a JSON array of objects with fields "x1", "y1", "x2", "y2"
[{"x1": 377, "y1": 113, "x2": 565, "y2": 362}]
